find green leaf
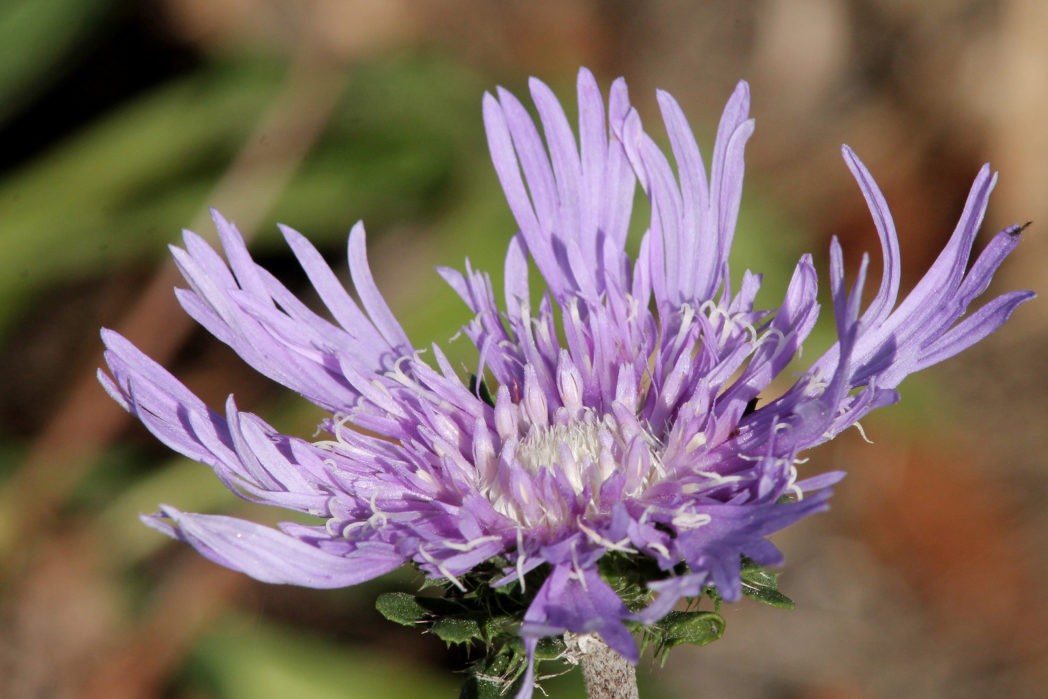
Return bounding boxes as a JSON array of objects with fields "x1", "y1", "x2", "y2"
[
  {"x1": 431, "y1": 616, "x2": 482, "y2": 645},
  {"x1": 375, "y1": 591, "x2": 429, "y2": 626}
]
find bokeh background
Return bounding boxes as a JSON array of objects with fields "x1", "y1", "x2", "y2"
[{"x1": 1, "y1": 1, "x2": 1046, "y2": 697}]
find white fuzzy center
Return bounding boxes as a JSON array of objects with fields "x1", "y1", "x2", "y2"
[{"x1": 516, "y1": 420, "x2": 605, "y2": 481}]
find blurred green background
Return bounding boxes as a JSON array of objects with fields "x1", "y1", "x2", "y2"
[{"x1": 1, "y1": 1, "x2": 1045, "y2": 697}]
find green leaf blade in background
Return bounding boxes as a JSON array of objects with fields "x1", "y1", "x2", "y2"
[
  {"x1": 0, "y1": 0, "x2": 115, "y2": 128},
  {"x1": 183, "y1": 614, "x2": 459, "y2": 699},
  {"x1": 0, "y1": 60, "x2": 284, "y2": 340}
]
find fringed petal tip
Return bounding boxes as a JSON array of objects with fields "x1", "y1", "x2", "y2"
[
  {"x1": 140, "y1": 505, "x2": 405, "y2": 589},
  {"x1": 140, "y1": 509, "x2": 178, "y2": 538},
  {"x1": 794, "y1": 470, "x2": 846, "y2": 492}
]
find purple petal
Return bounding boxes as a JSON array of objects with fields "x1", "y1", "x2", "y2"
[
  {"x1": 521, "y1": 562, "x2": 638, "y2": 661},
  {"x1": 143, "y1": 506, "x2": 405, "y2": 588},
  {"x1": 914, "y1": 290, "x2": 1035, "y2": 370},
  {"x1": 346, "y1": 222, "x2": 413, "y2": 353},
  {"x1": 841, "y1": 146, "x2": 901, "y2": 327}
]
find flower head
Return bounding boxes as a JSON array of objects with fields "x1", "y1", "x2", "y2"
[{"x1": 100, "y1": 68, "x2": 1032, "y2": 696}]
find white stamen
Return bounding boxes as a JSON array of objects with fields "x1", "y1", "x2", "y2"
[
  {"x1": 647, "y1": 541, "x2": 672, "y2": 559},
  {"x1": 415, "y1": 469, "x2": 437, "y2": 489},
  {"x1": 516, "y1": 528, "x2": 527, "y2": 592},
  {"x1": 576, "y1": 518, "x2": 637, "y2": 553},
  {"x1": 516, "y1": 479, "x2": 530, "y2": 506},
  {"x1": 685, "y1": 432, "x2": 708, "y2": 454},
  {"x1": 757, "y1": 327, "x2": 785, "y2": 349},
  {"x1": 671, "y1": 512, "x2": 712, "y2": 530},
  {"x1": 312, "y1": 412, "x2": 355, "y2": 452},
  {"x1": 852, "y1": 420, "x2": 874, "y2": 444},
  {"x1": 384, "y1": 354, "x2": 417, "y2": 386},
  {"x1": 418, "y1": 545, "x2": 466, "y2": 591},
  {"x1": 481, "y1": 404, "x2": 667, "y2": 528},
  {"x1": 680, "y1": 469, "x2": 743, "y2": 494},
  {"x1": 516, "y1": 417, "x2": 606, "y2": 481},
  {"x1": 697, "y1": 299, "x2": 760, "y2": 347},
  {"x1": 785, "y1": 463, "x2": 804, "y2": 501},
  {"x1": 341, "y1": 520, "x2": 367, "y2": 537},
  {"x1": 569, "y1": 540, "x2": 588, "y2": 592},
  {"x1": 368, "y1": 491, "x2": 388, "y2": 528},
  {"x1": 441, "y1": 535, "x2": 502, "y2": 552}
]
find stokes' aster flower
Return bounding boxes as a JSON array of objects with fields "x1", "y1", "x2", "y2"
[{"x1": 99, "y1": 68, "x2": 1032, "y2": 695}]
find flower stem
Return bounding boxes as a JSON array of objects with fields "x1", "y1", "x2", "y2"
[{"x1": 570, "y1": 633, "x2": 639, "y2": 699}]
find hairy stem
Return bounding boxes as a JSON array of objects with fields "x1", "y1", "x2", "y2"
[{"x1": 569, "y1": 633, "x2": 639, "y2": 699}]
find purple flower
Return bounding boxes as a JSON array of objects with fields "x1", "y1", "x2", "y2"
[{"x1": 99, "y1": 68, "x2": 1032, "y2": 696}]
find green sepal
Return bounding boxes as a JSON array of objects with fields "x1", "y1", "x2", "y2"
[
  {"x1": 458, "y1": 674, "x2": 504, "y2": 699},
  {"x1": 419, "y1": 575, "x2": 453, "y2": 591},
  {"x1": 459, "y1": 649, "x2": 526, "y2": 699},
  {"x1": 502, "y1": 633, "x2": 564, "y2": 660},
  {"x1": 375, "y1": 591, "x2": 479, "y2": 626},
  {"x1": 739, "y1": 557, "x2": 795, "y2": 609},
  {"x1": 534, "y1": 636, "x2": 566, "y2": 660},
  {"x1": 432, "y1": 616, "x2": 483, "y2": 645},
  {"x1": 597, "y1": 551, "x2": 660, "y2": 611},
  {"x1": 650, "y1": 610, "x2": 726, "y2": 665},
  {"x1": 704, "y1": 584, "x2": 723, "y2": 611},
  {"x1": 375, "y1": 592, "x2": 429, "y2": 626}
]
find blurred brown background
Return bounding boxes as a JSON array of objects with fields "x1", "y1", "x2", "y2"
[{"x1": 0, "y1": 1, "x2": 1045, "y2": 697}]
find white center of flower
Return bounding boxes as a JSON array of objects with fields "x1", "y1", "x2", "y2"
[
  {"x1": 511, "y1": 410, "x2": 664, "y2": 504},
  {"x1": 516, "y1": 419, "x2": 605, "y2": 483}
]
